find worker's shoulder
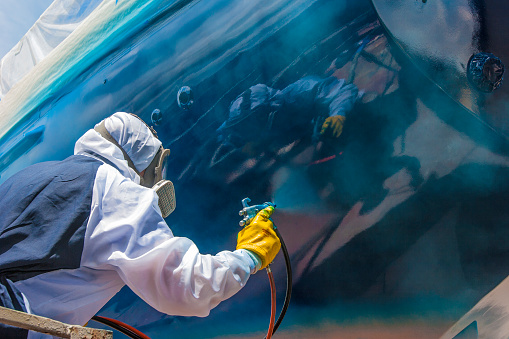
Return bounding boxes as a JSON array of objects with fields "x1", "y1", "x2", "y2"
[
  {"x1": 94, "y1": 158, "x2": 146, "y2": 192},
  {"x1": 24, "y1": 154, "x2": 102, "y2": 171},
  {"x1": 97, "y1": 164, "x2": 155, "y2": 206},
  {"x1": 0, "y1": 155, "x2": 103, "y2": 202},
  {"x1": 6, "y1": 155, "x2": 102, "y2": 185}
]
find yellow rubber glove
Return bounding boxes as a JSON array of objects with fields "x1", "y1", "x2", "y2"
[
  {"x1": 320, "y1": 115, "x2": 346, "y2": 138},
  {"x1": 236, "y1": 206, "x2": 281, "y2": 269}
]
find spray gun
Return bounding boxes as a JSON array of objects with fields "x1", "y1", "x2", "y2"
[
  {"x1": 238, "y1": 198, "x2": 276, "y2": 227},
  {"x1": 238, "y1": 197, "x2": 291, "y2": 339}
]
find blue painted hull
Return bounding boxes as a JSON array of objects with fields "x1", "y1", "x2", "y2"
[{"x1": 2, "y1": 0, "x2": 509, "y2": 337}]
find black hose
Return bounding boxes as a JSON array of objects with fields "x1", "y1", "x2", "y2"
[{"x1": 269, "y1": 224, "x2": 292, "y2": 336}]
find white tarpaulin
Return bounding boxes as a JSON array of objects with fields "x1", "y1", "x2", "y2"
[
  {"x1": 0, "y1": 0, "x2": 180, "y2": 141},
  {"x1": 0, "y1": 0, "x2": 103, "y2": 99}
]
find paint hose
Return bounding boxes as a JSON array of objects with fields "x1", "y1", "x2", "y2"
[
  {"x1": 91, "y1": 315, "x2": 150, "y2": 339},
  {"x1": 264, "y1": 223, "x2": 292, "y2": 338}
]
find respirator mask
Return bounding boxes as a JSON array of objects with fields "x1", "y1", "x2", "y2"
[
  {"x1": 94, "y1": 117, "x2": 176, "y2": 218},
  {"x1": 138, "y1": 145, "x2": 176, "y2": 218}
]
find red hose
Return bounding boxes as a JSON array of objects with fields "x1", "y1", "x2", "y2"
[
  {"x1": 266, "y1": 266, "x2": 277, "y2": 339},
  {"x1": 94, "y1": 265, "x2": 280, "y2": 339},
  {"x1": 94, "y1": 315, "x2": 151, "y2": 339}
]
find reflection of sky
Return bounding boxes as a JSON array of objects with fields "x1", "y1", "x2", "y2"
[{"x1": 0, "y1": 0, "x2": 53, "y2": 58}]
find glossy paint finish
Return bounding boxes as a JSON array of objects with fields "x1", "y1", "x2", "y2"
[
  {"x1": 1, "y1": 0, "x2": 509, "y2": 337},
  {"x1": 372, "y1": 0, "x2": 509, "y2": 137}
]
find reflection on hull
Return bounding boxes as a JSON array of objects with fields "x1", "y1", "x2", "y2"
[{"x1": 1, "y1": 0, "x2": 509, "y2": 337}]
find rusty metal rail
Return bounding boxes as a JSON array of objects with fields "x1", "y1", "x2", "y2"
[{"x1": 0, "y1": 306, "x2": 113, "y2": 338}]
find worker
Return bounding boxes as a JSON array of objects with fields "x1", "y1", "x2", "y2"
[{"x1": 0, "y1": 112, "x2": 281, "y2": 338}]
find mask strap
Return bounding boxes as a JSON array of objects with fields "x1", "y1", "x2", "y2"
[{"x1": 94, "y1": 121, "x2": 141, "y2": 177}]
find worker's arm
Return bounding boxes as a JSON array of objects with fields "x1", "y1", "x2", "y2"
[{"x1": 81, "y1": 165, "x2": 257, "y2": 317}]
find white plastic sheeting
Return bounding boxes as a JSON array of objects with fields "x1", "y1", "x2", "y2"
[
  {"x1": 0, "y1": 0, "x2": 103, "y2": 99},
  {"x1": 0, "y1": 0, "x2": 181, "y2": 141}
]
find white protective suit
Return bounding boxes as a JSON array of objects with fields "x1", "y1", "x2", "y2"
[{"x1": 12, "y1": 112, "x2": 256, "y2": 337}]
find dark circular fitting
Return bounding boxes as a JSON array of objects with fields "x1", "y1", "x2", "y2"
[
  {"x1": 151, "y1": 109, "x2": 163, "y2": 126},
  {"x1": 177, "y1": 86, "x2": 194, "y2": 110},
  {"x1": 467, "y1": 52, "x2": 505, "y2": 93}
]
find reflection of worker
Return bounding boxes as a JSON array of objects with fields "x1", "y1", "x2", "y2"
[
  {"x1": 178, "y1": 76, "x2": 359, "y2": 185},
  {"x1": 0, "y1": 112, "x2": 280, "y2": 338},
  {"x1": 217, "y1": 75, "x2": 359, "y2": 155}
]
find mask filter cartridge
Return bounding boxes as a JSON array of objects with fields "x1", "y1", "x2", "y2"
[{"x1": 152, "y1": 180, "x2": 176, "y2": 218}]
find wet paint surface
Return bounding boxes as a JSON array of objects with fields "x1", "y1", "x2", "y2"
[
  {"x1": 1, "y1": 0, "x2": 509, "y2": 337},
  {"x1": 372, "y1": 0, "x2": 509, "y2": 136}
]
